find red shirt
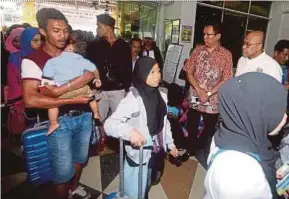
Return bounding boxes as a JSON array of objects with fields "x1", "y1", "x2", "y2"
[{"x1": 184, "y1": 45, "x2": 233, "y2": 114}]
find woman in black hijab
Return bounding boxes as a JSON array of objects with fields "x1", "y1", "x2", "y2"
[
  {"x1": 132, "y1": 56, "x2": 167, "y2": 137},
  {"x1": 204, "y1": 72, "x2": 287, "y2": 199},
  {"x1": 104, "y1": 57, "x2": 178, "y2": 198}
]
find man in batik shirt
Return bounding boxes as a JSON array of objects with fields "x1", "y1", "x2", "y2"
[{"x1": 184, "y1": 22, "x2": 233, "y2": 168}]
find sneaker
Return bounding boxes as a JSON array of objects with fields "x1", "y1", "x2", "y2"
[{"x1": 68, "y1": 185, "x2": 91, "y2": 199}]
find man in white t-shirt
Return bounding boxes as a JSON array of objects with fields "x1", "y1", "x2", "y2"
[{"x1": 235, "y1": 31, "x2": 282, "y2": 83}]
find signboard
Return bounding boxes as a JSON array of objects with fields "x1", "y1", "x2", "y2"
[{"x1": 163, "y1": 44, "x2": 183, "y2": 84}]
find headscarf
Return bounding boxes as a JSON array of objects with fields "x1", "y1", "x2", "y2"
[
  {"x1": 214, "y1": 72, "x2": 287, "y2": 196},
  {"x1": 9, "y1": 27, "x2": 39, "y2": 69},
  {"x1": 132, "y1": 57, "x2": 167, "y2": 136},
  {"x1": 4, "y1": 27, "x2": 25, "y2": 53}
]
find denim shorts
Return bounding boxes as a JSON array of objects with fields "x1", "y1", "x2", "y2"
[{"x1": 47, "y1": 112, "x2": 92, "y2": 184}]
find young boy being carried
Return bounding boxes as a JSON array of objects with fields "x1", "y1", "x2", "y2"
[{"x1": 42, "y1": 39, "x2": 101, "y2": 135}]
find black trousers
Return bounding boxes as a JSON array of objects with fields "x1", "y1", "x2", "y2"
[{"x1": 187, "y1": 108, "x2": 219, "y2": 169}]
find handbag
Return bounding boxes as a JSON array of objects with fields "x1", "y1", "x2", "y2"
[
  {"x1": 7, "y1": 101, "x2": 27, "y2": 135},
  {"x1": 91, "y1": 119, "x2": 107, "y2": 152},
  {"x1": 178, "y1": 69, "x2": 186, "y2": 80}
]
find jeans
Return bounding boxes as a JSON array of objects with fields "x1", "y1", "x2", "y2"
[{"x1": 47, "y1": 112, "x2": 92, "y2": 184}]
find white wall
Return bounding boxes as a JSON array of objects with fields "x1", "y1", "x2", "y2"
[
  {"x1": 175, "y1": 1, "x2": 197, "y2": 85},
  {"x1": 265, "y1": 1, "x2": 289, "y2": 56},
  {"x1": 164, "y1": 2, "x2": 181, "y2": 20},
  {"x1": 159, "y1": 1, "x2": 197, "y2": 86}
]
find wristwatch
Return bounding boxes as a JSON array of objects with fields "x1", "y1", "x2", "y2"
[{"x1": 207, "y1": 91, "x2": 212, "y2": 97}]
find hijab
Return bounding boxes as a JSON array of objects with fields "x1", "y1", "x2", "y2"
[
  {"x1": 214, "y1": 72, "x2": 287, "y2": 196},
  {"x1": 9, "y1": 27, "x2": 39, "y2": 69},
  {"x1": 4, "y1": 27, "x2": 25, "y2": 53},
  {"x1": 132, "y1": 57, "x2": 167, "y2": 136}
]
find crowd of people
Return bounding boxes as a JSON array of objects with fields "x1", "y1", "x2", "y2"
[{"x1": 1, "y1": 6, "x2": 289, "y2": 199}]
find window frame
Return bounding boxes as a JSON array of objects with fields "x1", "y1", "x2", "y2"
[
  {"x1": 195, "y1": 1, "x2": 272, "y2": 67},
  {"x1": 197, "y1": 1, "x2": 271, "y2": 37}
]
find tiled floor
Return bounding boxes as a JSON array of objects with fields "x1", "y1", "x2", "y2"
[{"x1": 1, "y1": 135, "x2": 206, "y2": 199}]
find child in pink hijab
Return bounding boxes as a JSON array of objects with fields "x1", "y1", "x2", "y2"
[{"x1": 4, "y1": 27, "x2": 25, "y2": 53}]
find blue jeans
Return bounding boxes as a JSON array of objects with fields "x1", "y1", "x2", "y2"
[{"x1": 47, "y1": 112, "x2": 92, "y2": 184}]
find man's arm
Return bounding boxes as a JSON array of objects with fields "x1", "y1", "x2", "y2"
[
  {"x1": 184, "y1": 47, "x2": 208, "y2": 103},
  {"x1": 186, "y1": 71, "x2": 201, "y2": 91},
  {"x1": 211, "y1": 52, "x2": 233, "y2": 95},
  {"x1": 23, "y1": 79, "x2": 89, "y2": 109}
]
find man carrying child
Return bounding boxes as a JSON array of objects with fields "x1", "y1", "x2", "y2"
[
  {"x1": 22, "y1": 8, "x2": 96, "y2": 199},
  {"x1": 42, "y1": 36, "x2": 101, "y2": 135}
]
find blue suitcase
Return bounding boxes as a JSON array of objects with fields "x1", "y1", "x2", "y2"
[{"x1": 22, "y1": 121, "x2": 52, "y2": 185}]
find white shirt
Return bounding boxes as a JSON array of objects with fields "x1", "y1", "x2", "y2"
[
  {"x1": 235, "y1": 52, "x2": 282, "y2": 83},
  {"x1": 21, "y1": 59, "x2": 43, "y2": 81},
  {"x1": 132, "y1": 55, "x2": 139, "y2": 71},
  {"x1": 142, "y1": 50, "x2": 155, "y2": 59}
]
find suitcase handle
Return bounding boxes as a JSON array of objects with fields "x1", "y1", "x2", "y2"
[
  {"x1": 33, "y1": 121, "x2": 49, "y2": 128},
  {"x1": 119, "y1": 138, "x2": 144, "y2": 199}
]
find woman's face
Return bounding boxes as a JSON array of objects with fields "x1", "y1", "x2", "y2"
[
  {"x1": 146, "y1": 63, "x2": 161, "y2": 88},
  {"x1": 30, "y1": 34, "x2": 42, "y2": 50},
  {"x1": 268, "y1": 113, "x2": 287, "y2": 136},
  {"x1": 12, "y1": 36, "x2": 20, "y2": 49}
]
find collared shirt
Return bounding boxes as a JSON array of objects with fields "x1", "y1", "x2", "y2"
[
  {"x1": 235, "y1": 52, "x2": 282, "y2": 83},
  {"x1": 142, "y1": 50, "x2": 155, "y2": 59},
  {"x1": 21, "y1": 48, "x2": 52, "y2": 82},
  {"x1": 183, "y1": 45, "x2": 233, "y2": 114},
  {"x1": 132, "y1": 55, "x2": 139, "y2": 71},
  {"x1": 86, "y1": 38, "x2": 132, "y2": 91}
]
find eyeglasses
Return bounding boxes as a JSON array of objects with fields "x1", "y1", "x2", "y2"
[
  {"x1": 203, "y1": 33, "x2": 216, "y2": 37},
  {"x1": 243, "y1": 42, "x2": 261, "y2": 47}
]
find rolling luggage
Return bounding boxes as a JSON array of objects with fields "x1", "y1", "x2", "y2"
[
  {"x1": 106, "y1": 138, "x2": 144, "y2": 199},
  {"x1": 22, "y1": 119, "x2": 52, "y2": 185}
]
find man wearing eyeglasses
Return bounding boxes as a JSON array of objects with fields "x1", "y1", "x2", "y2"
[
  {"x1": 235, "y1": 31, "x2": 282, "y2": 82},
  {"x1": 183, "y1": 22, "x2": 233, "y2": 168}
]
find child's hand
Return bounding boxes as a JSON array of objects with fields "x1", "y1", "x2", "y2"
[
  {"x1": 39, "y1": 85, "x2": 58, "y2": 97},
  {"x1": 129, "y1": 129, "x2": 146, "y2": 147},
  {"x1": 94, "y1": 79, "x2": 102, "y2": 88},
  {"x1": 170, "y1": 147, "x2": 179, "y2": 158}
]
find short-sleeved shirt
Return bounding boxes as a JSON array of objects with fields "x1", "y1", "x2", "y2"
[
  {"x1": 21, "y1": 48, "x2": 90, "y2": 115},
  {"x1": 21, "y1": 48, "x2": 52, "y2": 81},
  {"x1": 183, "y1": 45, "x2": 233, "y2": 114},
  {"x1": 43, "y1": 52, "x2": 96, "y2": 86},
  {"x1": 235, "y1": 52, "x2": 282, "y2": 83}
]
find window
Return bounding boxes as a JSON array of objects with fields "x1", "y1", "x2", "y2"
[
  {"x1": 194, "y1": 5, "x2": 222, "y2": 45},
  {"x1": 250, "y1": 1, "x2": 271, "y2": 17},
  {"x1": 224, "y1": 1, "x2": 249, "y2": 13},
  {"x1": 117, "y1": 2, "x2": 158, "y2": 41},
  {"x1": 195, "y1": 1, "x2": 271, "y2": 66},
  {"x1": 222, "y1": 11, "x2": 247, "y2": 65}
]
